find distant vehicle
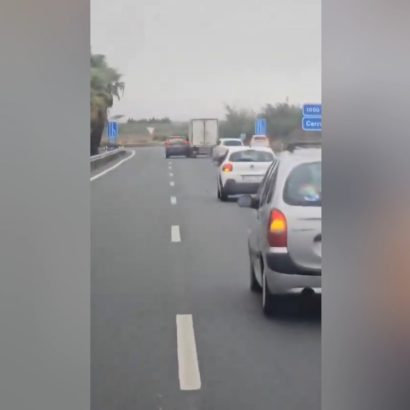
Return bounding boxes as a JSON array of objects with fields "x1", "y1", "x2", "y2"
[
  {"x1": 212, "y1": 138, "x2": 243, "y2": 161},
  {"x1": 164, "y1": 136, "x2": 191, "y2": 158},
  {"x1": 238, "y1": 142, "x2": 322, "y2": 315},
  {"x1": 250, "y1": 135, "x2": 270, "y2": 147},
  {"x1": 189, "y1": 118, "x2": 219, "y2": 157},
  {"x1": 217, "y1": 147, "x2": 275, "y2": 201}
]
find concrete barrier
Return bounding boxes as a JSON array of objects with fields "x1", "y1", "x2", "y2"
[{"x1": 90, "y1": 148, "x2": 129, "y2": 172}]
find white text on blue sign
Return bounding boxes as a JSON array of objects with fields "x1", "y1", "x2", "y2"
[
  {"x1": 302, "y1": 117, "x2": 322, "y2": 132},
  {"x1": 303, "y1": 104, "x2": 322, "y2": 117}
]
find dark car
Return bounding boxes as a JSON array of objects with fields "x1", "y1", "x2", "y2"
[{"x1": 165, "y1": 137, "x2": 191, "y2": 158}]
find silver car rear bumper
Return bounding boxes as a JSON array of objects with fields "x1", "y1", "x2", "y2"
[
  {"x1": 265, "y1": 268, "x2": 321, "y2": 294},
  {"x1": 263, "y1": 251, "x2": 321, "y2": 294}
]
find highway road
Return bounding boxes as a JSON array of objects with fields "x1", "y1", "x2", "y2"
[{"x1": 91, "y1": 146, "x2": 320, "y2": 410}]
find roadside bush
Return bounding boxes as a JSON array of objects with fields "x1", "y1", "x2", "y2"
[{"x1": 153, "y1": 135, "x2": 168, "y2": 142}]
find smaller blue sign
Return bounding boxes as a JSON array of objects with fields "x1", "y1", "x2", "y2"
[
  {"x1": 255, "y1": 118, "x2": 267, "y2": 135},
  {"x1": 107, "y1": 121, "x2": 119, "y2": 143},
  {"x1": 302, "y1": 117, "x2": 322, "y2": 132},
  {"x1": 303, "y1": 104, "x2": 322, "y2": 117}
]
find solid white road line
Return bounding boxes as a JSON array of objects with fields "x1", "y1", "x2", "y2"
[
  {"x1": 170, "y1": 181, "x2": 175, "y2": 187},
  {"x1": 176, "y1": 315, "x2": 201, "y2": 391},
  {"x1": 90, "y1": 150, "x2": 136, "y2": 182},
  {"x1": 171, "y1": 225, "x2": 181, "y2": 243},
  {"x1": 170, "y1": 196, "x2": 177, "y2": 205}
]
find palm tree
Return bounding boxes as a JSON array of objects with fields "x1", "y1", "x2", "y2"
[{"x1": 90, "y1": 53, "x2": 124, "y2": 155}]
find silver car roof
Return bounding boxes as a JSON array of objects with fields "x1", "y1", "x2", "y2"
[
  {"x1": 272, "y1": 147, "x2": 321, "y2": 206},
  {"x1": 277, "y1": 147, "x2": 321, "y2": 167}
]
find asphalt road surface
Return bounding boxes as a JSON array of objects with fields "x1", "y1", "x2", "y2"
[{"x1": 91, "y1": 146, "x2": 320, "y2": 410}]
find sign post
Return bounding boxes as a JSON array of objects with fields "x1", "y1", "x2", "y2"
[{"x1": 302, "y1": 104, "x2": 322, "y2": 132}]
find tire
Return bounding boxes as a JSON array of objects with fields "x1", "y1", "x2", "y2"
[
  {"x1": 217, "y1": 178, "x2": 227, "y2": 201},
  {"x1": 165, "y1": 152, "x2": 169, "y2": 159},
  {"x1": 219, "y1": 186, "x2": 228, "y2": 201},
  {"x1": 262, "y1": 271, "x2": 276, "y2": 316},
  {"x1": 250, "y1": 256, "x2": 262, "y2": 293}
]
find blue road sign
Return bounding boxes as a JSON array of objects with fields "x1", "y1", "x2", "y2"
[
  {"x1": 107, "y1": 121, "x2": 119, "y2": 143},
  {"x1": 302, "y1": 117, "x2": 322, "y2": 132},
  {"x1": 255, "y1": 118, "x2": 267, "y2": 135},
  {"x1": 303, "y1": 104, "x2": 322, "y2": 117}
]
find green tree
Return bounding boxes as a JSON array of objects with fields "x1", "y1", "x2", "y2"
[
  {"x1": 90, "y1": 53, "x2": 124, "y2": 155},
  {"x1": 220, "y1": 103, "x2": 307, "y2": 144},
  {"x1": 259, "y1": 103, "x2": 302, "y2": 140},
  {"x1": 220, "y1": 105, "x2": 255, "y2": 140}
]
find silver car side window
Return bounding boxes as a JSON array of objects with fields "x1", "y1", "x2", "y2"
[
  {"x1": 257, "y1": 162, "x2": 275, "y2": 201},
  {"x1": 260, "y1": 162, "x2": 278, "y2": 206},
  {"x1": 265, "y1": 166, "x2": 279, "y2": 204}
]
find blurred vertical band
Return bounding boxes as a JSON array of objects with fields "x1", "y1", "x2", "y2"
[
  {"x1": 0, "y1": 1, "x2": 90, "y2": 410},
  {"x1": 324, "y1": 0, "x2": 410, "y2": 409}
]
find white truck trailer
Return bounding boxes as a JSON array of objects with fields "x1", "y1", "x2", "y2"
[{"x1": 188, "y1": 118, "x2": 219, "y2": 157}]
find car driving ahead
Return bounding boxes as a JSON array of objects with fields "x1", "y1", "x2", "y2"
[
  {"x1": 212, "y1": 138, "x2": 243, "y2": 162},
  {"x1": 217, "y1": 146, "x2": 275, "y2": 201},
  {"x1": 238, "y1": 142, "x2": 322, "y2": 315},
  {"x1": 249, "y1": 135, "x2": 270, "y2": 148},
  {"x1": 164, "y1": 136, "x2": 191, "y2": 158}
]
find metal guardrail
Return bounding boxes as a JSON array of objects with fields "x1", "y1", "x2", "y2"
[
  {"x1": 90, "y1": 148, "x2": 128, "y2": 172},
  {"x1": 90, "y1": 148, "x2": 121, "y2": 161}
]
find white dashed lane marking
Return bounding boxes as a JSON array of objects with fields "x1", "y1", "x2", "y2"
[
  {"x1": 171, "y1": 225, "x2": 181, "y2": 243},
  {"x1": 176, "y1": 314, "x2": 201, "y2": 391}
]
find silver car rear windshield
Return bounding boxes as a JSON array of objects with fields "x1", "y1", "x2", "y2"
[
  {"x1": 229, "y1": 150, "x2": 274, "y2": 162},
  {"x1": 283, "y1": 162, "x2": 321, "y2": 206}
]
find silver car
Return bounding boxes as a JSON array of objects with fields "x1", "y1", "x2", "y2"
[{"x1": 238, "y1": 143, "x2": 321, "y2": 315}]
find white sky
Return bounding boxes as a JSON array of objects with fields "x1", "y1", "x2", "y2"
[{"x1": 91, "y1": 0, "x2": 321, "y2": 120}]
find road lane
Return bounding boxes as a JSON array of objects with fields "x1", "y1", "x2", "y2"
[
  {"x1": 91, "y1": 147, "x2": 320, "y2": 410},
  {"x1": 91, "y1": 147, "x2": 183, "y2": 409},
  {"x1": 169, "y1": 154, "x2": 320, "y2": 409}
]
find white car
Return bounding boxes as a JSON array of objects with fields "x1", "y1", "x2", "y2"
[
  {"x1": 212, "y1": 138, "x2": 243, "y2": 161},
  {"x1": 250, "y1": 135, "x2": 270, "y2": 147},
  {"x1": 217, "y1": 147, "x2": 276, "y2": 201}
]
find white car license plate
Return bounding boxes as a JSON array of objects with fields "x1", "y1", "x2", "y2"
[{"x1": 242, "y1": 175, "x2": 262, "y2": 183}]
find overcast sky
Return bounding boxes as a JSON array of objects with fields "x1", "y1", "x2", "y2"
[{"x1": 91, "y1": 0, "x2": 321, "y2": 120}]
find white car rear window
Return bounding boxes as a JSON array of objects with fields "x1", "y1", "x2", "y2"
[
  {"x1": 223, "y1": 140, "x2": 242, "y2": 146},
  {"x1": 229, "y1": 150, "x2": 274, "y2": 162},
  {"x1": 284, "y1": 162, "x2": 322, "y2": 206}
]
